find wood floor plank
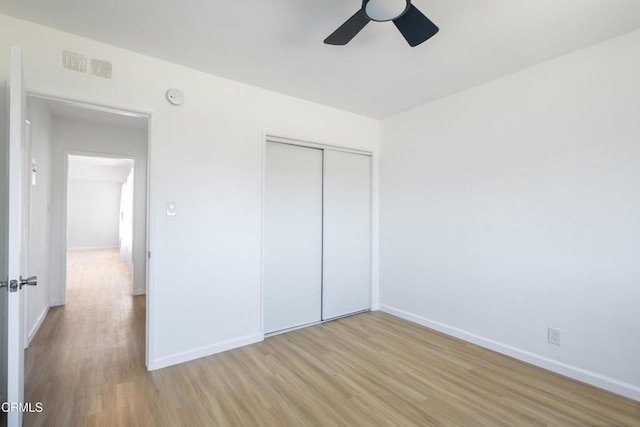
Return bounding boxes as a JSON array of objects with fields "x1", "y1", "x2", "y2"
[{"x1": 23, "y1": 249, "x2": 640, "y2": 426}]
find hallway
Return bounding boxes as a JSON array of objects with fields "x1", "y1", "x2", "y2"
[{"x1": 24, "y1": 249, "x2": 145, "y2": 426}]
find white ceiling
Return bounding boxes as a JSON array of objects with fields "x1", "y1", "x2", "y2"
[
  {"x1": 3, "y1": 0, "x2": 640, "y2": 118},
  {"x1": 68, "y1": 155, "x2": 134, "y2": 182},
  {"x1": 69, "y1": 155, "x2": 134, "y2": 168}
]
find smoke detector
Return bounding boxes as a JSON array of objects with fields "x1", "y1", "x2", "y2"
[{"x1": 166, "y1": 88, "x2": 184, "y2": 106}]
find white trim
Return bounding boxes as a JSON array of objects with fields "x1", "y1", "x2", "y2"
[
  {"x1": 259, "y1": 133, "x2": 266, "y2": 337},
  {"x1": 379, "y1": 304, "x2": 640, "y2": 402},
  {"x1": 369, "y1": 152, "x2": 380, "y2": 311},
  {"x1": 145, "y1": 114, "x2": 155, "y2": 369},
  {"x1": 60, "y1": 152, "x2": 68, "y2": 304},
  {"x1": 27, "y1": 306, "x2": 49, "y2": 347},
  {"x1": 266, "y1": 134, "x2": 372, "y2": 156},
  {"x1": 26, "y1": 85, "x2": 155, "y2": 118},
  {"x1": 148, "y1": 333, "x2": 263, "y2": 371}
]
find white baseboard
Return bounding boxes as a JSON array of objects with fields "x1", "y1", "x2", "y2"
[
  {"x1": 379, "y1": 304, "x2": 640, "y2": 402},
  {"x1": 148, "y1": 333, "x2": 263, "y2": 371},
  {"x1": 27, "y1": 306, "x2": 50, "y2": 347},
  {"x1": 132, "y1": 289, "x2": 146, "y2": 296}
]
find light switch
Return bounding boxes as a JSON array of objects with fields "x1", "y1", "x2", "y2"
[{"x1": 166, "y1": 202, "x2": 177, "y2": 217}]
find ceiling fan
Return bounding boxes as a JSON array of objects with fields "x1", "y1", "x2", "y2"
[{"x1": 324, "y1": 0, "x2": 439, "y2": 47}]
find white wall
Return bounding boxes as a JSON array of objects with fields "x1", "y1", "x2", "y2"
[
  {"x1": 68, "y1": 159, "x2": 132, "y2": 182},
  {"x1": 380, "y1": 29, "x2": 640, "y2": 400},
  {"x1": 25, "y1": 98, "x2": 53, "y2": 345},
  {"x1": 0, "y1": 14, "x2": 380, "y2": 369},
  {"x1": 51, "y1": 118, "x2": 147, "y2": 298},
  {"x1": 67, "y1": 179, "x2": 122, "y2": 250}
]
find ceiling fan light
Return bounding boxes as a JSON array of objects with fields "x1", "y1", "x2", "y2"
[{"x1": 364, "y1": 0, "x2": 410, "y2": 22}]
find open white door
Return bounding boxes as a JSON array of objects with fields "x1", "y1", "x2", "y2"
[{"x1": 1, "y1": 46, "x2": 29, "y2": 427}]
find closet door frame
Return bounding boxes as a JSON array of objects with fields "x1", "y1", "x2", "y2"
[{"x1": 260, "y1": 134, "x2": 373, "y2": 337}]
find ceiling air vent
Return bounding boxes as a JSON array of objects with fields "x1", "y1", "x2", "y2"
[
  {"x1": 89, "y1": 58, "x2": 113, "y2": 79},
  {"x1": 61, "y1": 50, "x2": 113, "y2": 80},
  {"x1": 62, "y1": 50, "x2": 87, "y2": 73}
]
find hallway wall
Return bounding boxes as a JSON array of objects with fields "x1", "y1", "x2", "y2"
[
  {"x1": 25, "y1": 97, "x2": 53, "y2": 345},
  {"x1": 67, "y1": 179, "x2": 122, "y2": 250}
]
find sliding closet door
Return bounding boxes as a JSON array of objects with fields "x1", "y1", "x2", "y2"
[
  {"x1": 264, "y1": 142, "x2": 323, "y2": 334},
  {"x1": 322, "y1": 150, "x2": 372, "y2": 320}
]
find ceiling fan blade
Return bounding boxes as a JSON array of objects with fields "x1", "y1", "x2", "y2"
[
  {"x1": 392, "y1": 4, "x2": 439, "y2": 47},
  {"x1": 324, "y1": 9, "x2": 370, "y2": 45}
]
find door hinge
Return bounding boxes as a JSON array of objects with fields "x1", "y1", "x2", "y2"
[{"x1": 0, "y1": 280, "x2": 17, "y2": 292}]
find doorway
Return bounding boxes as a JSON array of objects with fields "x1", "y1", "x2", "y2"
[
  {"x1": 66, "y1": 154, "x2": 136, "y2": 304},
  {"x1": 19, "y1": 95, "x2": 152, "y2": 425},
  {"x1": 22, "y1": 94, "x2": 150, "y2": 364},
  {"x1": 66, "y1": 155, "x2": 135, "y2": 272}
]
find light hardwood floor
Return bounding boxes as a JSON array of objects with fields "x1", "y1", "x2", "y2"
[{"x1": 24, "y1": 249, "x2": 640, "y2": 426}]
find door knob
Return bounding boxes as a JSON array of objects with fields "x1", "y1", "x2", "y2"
[{"x1": 19, "y1": 275, "x2": 37, "y2": 289}]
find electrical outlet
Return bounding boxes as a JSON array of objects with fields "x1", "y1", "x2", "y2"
[{"x1": 548, "y1": 327, "x2": 562, "y2": 346}]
